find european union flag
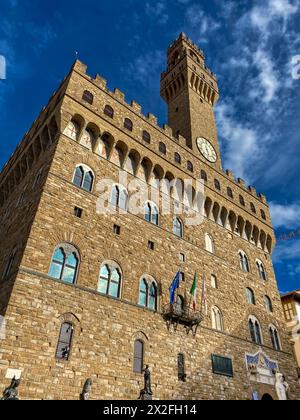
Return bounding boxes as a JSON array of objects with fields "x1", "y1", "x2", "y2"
[{"x1": 169, "y1": 272, "x2": 180, "y2": 305}]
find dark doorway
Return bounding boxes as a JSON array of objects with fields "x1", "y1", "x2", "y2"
[{"x1": 261, "y1": 394, "x2": 274, "y2": 401}]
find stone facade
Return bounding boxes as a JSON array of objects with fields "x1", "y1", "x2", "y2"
[{"x1": 0, "y1": 33, "x2": 299, "y2": 400}]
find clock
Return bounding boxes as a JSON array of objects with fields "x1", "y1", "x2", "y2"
[{"x1": 196, "y1": 137, "x2": 217, "y2": 163}]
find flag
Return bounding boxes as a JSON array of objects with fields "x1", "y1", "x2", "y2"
[
  {"x1": 190, "y1": 272, "x2": 197, "y2": 311},
  {"x1": 169, "y1": 272, "x2": 180, "y2": 305},
  {"x1": 201, "y1": 273, "x2": 208, "y2": 316}
]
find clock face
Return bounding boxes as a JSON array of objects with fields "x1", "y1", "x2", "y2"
[{"x1": 196, "y1": 137, "x2": 217, "y2": 163}]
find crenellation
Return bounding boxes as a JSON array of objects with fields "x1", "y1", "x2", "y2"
[
  {"x1": 113, "y1": 88, "x2": 125, "y2": 102},
  {"x1": 130, "y1": 100, "x2": 142, "y2": 114},
  {"x1": 147, "y1": 112, "x2": 158, "y2": 125},
  {"x1": 94, "y1": 74, "x2": 107, "y2": 90},
  {"x1": 73, "y1": 59, "x2": 87, "y2": 74}
]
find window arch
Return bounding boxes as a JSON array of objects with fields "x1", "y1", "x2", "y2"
[
  {"x1": 142, "y1": 130, "x2": 151, "y2": 144},
  {"x1": 205, "y1": 234, "x2": 215, "y2": 254},
  {"x1": 261, "y1": 209, "x2": 267, "y2": 220},
  {"x1": 246, "y1": 288, "x2": 256, "y2": 305},
  {"x1": 124, "y1": 118, "x2": 133, "y2": 132},
  {"x1": 159, "y1": 142, "x2": 166, "y2": 155},
  {"x1": 55, "y1": 322, "x2": 74, "y2": 360},
  {"x1": 249, "y1": 316, "x2": 262, "y2": 345},
  {"x1": 174, "y1": 152, "x2": 181, "y2": 165},
  {"x1": 48, "y1": 244, "x2": 79, "y2": 285},
  {"x1": 227, "y1": 187, "x2": 233, "y2": 199},
  {"x1": 111, "y1": 185, "x2": 128, "y2": 210},
  {"x1": 98, "y1": 262, "x2": 122, "y2": 299},
  {"x1": 82, "y1": 90, "x2": 93, "y2": 105},
  {"x1": 239, "y1": 250, "x2": 250, "y2": 273},
  {"x1": 173, "y1": 217, "x2": 183, "y2": 238},
  {"x1": 211, "y1": 306, "x2": 224, "y2": 332},
  {"x1": 72, "y1": 165, "x2": 94, "y2": 192},
  {"x1": 214, "y1": 179, "x2": 221, "y2": 191},
  {"x1": 200, "y1": 170, "x2": 208, "y2": 182},
  {"x1": 104, "y1": 105, "x2": 114, "y2": 118},
  {"x1": 133, "y1": 339, "x2": 144, "y2": 373},
  {"x1": 239, "y1": 195, "x2": 245, "y2": 206},
  {"x1": 187, "y1": 161, "x2": 193, "y2": 173},
  {"x1": 145, "y1": 202, "x2": 159, "y2": 226},
  {"x1": 256, "y1": 260, "x2": 267, "y2": 281},
  {"x1": 269, "y1": 325, "x2": 281, "y2": 350},
  {"x1": 139, "y1": 277, "x2": 158, "y2": 310},
  {"x1": 264, "y1": 295, "x2": 273, "y2": 313}
]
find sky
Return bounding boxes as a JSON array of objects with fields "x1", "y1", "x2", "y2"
[{"x1": 0, "y1": 0, "x2": 299, "y2": 293}]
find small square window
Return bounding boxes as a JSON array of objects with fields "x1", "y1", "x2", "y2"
[
  {"x1": 179, "y1": 253, "x2": 186, "y2": 263},
  {"x1": 211, "y1": 275, "x2": 218, "y2": 289},
  {"x1": 212, "y1": 355, "x2": 233, "y2": 377},
  {"x1": 148, "y1": 241, "x2": 155, "y2": 251},
  {"x1": 179, "y1": 272, "x2": 185, "y2": 282},
  {"x1": 74, "y1": 207, "x2": 83, "y2": 218},
  {"x1": 114, "y1": 225, "x2": 121, "y2": 235}
]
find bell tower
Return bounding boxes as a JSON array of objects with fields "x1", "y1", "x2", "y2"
[{"x1": 160, "y1": 33, "x2": 221, "y2": 169}]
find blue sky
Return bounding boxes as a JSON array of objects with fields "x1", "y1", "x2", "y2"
[{"x1": 0, "y1": 0, "x2": 299, "y2": 293}]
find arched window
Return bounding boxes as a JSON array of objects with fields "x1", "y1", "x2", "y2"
[
  {"x1": 249, "y1": 316, "x2": 262, "y2": 345},
  {"x1": 269, "y1": 326, "x2": 281, "y2": 350},
  {"x1": 133, "y1": 340, "x2": 144, "y2": 373},
  {"x1": 55, "y1": 322, "x2": 74, "y2": 360},
  {"x1": 124, "y1": 118, "x2": 133, "y2": 132},
  {"x1": 175, "y1": 295, "x2": 184, "y2": 316},
  {"x1": 246, "y1": 288, "x2": 256, "y2": 305},
  {"x1": 159, "y1": 142, "x2": 166, "y2": 155},
  {"x1": 48, "y1": 245, "x2": 79, "y2": 285},
  {"x1": 200, "y1": 170, "x2": 207, "y2": 182},
  {"x1": 211, "y1": 307, "x2": 224, "y2": 332},
  {"x1": 178, "y1": 353, "x2": 186, "y2": 382},
  {"x1": 111, "y1": 185, "x2": 128, "y2": 210},
  {"x1": 139, "y1": 278, "x2": 157, "y2": 310},
  {"x1": 82, "y1": 90, "x2": 93, "y2": 105},
  {"x1": 250, "y1": 203, "x2": 256, "y2": 214},
  {"x1": 174, "y1": 153, "x2": 181, "y2": 165},
  {"x1": 205, "y1": 234, "x2": 215, "y2": 254},
  {"x1": 72, "y1": 165, "x2": 94, "y2": 192},
  {"x1": 145, "y1": 202, "x2": 159, "y2": 226},
  {"x1": 256, "y1": 260, "x2": 267, "y2": 281},
  {"x1": 239, "y1": 195, "x2": 245, "y2": 206},
  {"x1": 98, "y1": 263, "x2": 122, "y2": 298},
  {"x1": 104, "y1": 105, "x2": 114, "y2": 118},
  {"x1": 227, "y1": 187, "x2": 233, "y2": 199},
  {"x1": 142, "y1": 130, "x2": 151, "y2": 144},
  {"x1": 187, "y1": 161, "x2": 193, "y2": 172},
  {"x1": 239, "y1": 251, "x2": 250, "y2": 273},
  {"x1": 264, "y1": 295, "x2": 273, "y2": 313},
  {"x1": 3, "y1": 250, "x2": 17, "y2": 279},
  {"x1": 173, "y1": 218, "x2": 183, "y2": 238},
  {"x1": 261, "y1": 209, "x2": 266, "y2": 220},
  {"x1": 214, "y1": 179, "x2": 221, "y2": 191}
]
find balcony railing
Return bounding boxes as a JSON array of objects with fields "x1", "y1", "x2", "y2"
[{"x1": 162, "y1": 304, "x2": 204, "y2": 336}]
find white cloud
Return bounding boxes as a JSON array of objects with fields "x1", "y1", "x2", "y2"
[
  {"x1": 145, "y1": 1, "x2": 169, "y2": 25},
  {"x1": 185, "y1": 5, "x2": 220, "y2": 42},
  {"x1": 270, "y1": 202, "x2": 300, "y2": 228},
  {"x1": 253, "y1": 49, "x2": 280, "y2": 103},
  {"x1": 273, "y1": 239, "x2": 300, "y2": 262}
]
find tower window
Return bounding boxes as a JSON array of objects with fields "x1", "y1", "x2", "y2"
[
  {"x1": 98, "y1": 263, "x2": 122, "y2": 299},
  {"x1": 187, "y1": 161, "x2": 194, "y2": 173},
  {"x1": 178, "y1": 354, "x2": 186, "y2": 382},
  {"x1": 133, "y1": 340, "x2": 144, "y2": 374},
  {"x1": 269, "y1": 326, "x2": 281, "y2": 351},
  {"x1": 104, "y1": 105, "x2": 114, "y2": 118},
  {"x1": 261, "y1": 209, "x2": 267, "y2": 220},
  {"x1": 239, "y1": 195, "x2": 245, "y2": 207},
  {"x1": 48, "y1": 245, "x2": 79, "y2": 285},
  {"x1": 249, "y1": 317, "x2": 262, "y2": 345},
  {"x1": 142, "y1": 130, "x2": 151, "y2": 144},
  {"x1": 227, "y1": 187, "x2": 233, "y2": 199},
  {"x1": 113, "y1": 224, "x2": 121, "y2": 235},
  {"x1": 72, "y1": 165, "x2": 94, "y2": 193},
  {"x1": 148, "y1": 241, "x2": 155, "y2": 251},
  {"x1": 214, "y1": 179, "x2": 221, "y2": 191},
  {"x1": 246, "y1": 288, "x2": 256, "y2": 305},
  {"x1": 201, "y1": 170, "x2": 208, "y2": 182},
  {"x1": 251, "y1": 203, "x2": 256, "y2": 214},
  {"x1": 174, "y1": 153, "x2": 181, "y2": 165},
  {"x1": 124, "y1": 118, "x2": 133, "y2": 132},
  {"x1": 82, "y1": 90, "x2": 94, "y2": 105},
  {"x1": 211, "y1": 275, "x2": 218, "y2": 289},
  {"x1": 159, "y1": 142, "x2": 167, "y2": 155},
  {"x1": 264, "y1": 295, "x2": 273, "y2": 313}
]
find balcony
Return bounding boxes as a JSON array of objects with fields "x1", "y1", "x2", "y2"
[{"x1": 162, "y1": 304, "x2": 204, "y2": 336}]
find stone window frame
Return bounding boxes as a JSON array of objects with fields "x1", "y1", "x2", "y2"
[
  {"x1": 110, "y1": 183, "x2": 129, "y2": 211},
  {"x1": 211, "y1": 306, "x2": 224, "y2": 332},
  {"x1": 256, "y1": 259, "x2": 267, "y2": 281},
  {"x1": 238, "y1": 250, "x2": 251, "y2": 273},
  {"x1": 72, "y1": 164, "x2": 95, "y2": 193},
  {"x1": 82, "y1": 90, "x2": 94, "y2": 105},
  {"x1": 173, "y1": 217, "x2": 184, "y2": 238},
  {"x1": 138, "y1": 275, "x2": 158, "y2": 311},
  {"x1": 98, "y1": 260, "x2": 123, "y2": 300},
  {"x1": 248, "y1": 315, "x2": 263, "y2": 345},
  {"x1": 144, "y1": 201, "x2": 159, "y2": 226},
  {"x1": 269, "y1": 324, "x2": 281, "y2": 351},
  {"x1": 205, "y1": 233, "x2": 215, "y2": 254},
  {"x1": 55, "y1": 313, "x2": 80, "y2": 363},
  {"x1": 245, "y1": 287, "x2": 256, "y2": 305},
  {"x1": 48, "y1": 243, "x2": 80, "y2": 285}
]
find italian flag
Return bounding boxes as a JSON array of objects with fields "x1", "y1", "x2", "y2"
[{"x1": 190, "y1": 272, "x2": 197, "y2": 312}]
